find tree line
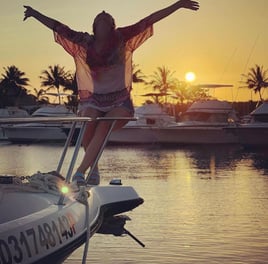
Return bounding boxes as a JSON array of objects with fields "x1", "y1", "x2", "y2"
[
  {"x1": 0, "y1": 63, "x2": 267, "y2": 110},
  {"x1": 0, "y1": 65, "x2": 77, "y2": 109}
]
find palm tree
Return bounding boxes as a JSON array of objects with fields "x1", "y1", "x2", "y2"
[
  {"x1": 131, "y1": 64, "x2": 147, "y2": 105},
  {"x1": 242, "y1": 64, "x2": 268, "y2": 102},
  {"x1": 0, "y1": 65, "x2": 30, "y2": 106},
  {"x1": 175, "y1": 82, "x2": 211, "y2": 104},
  {"x1": 1, "y1": 65, "x2": 30, "y2": 90},
  {"x1": 63, "y1": 73, "x2": 79, "y2": 111},
  {"x1": 147, "y1": 66, "x2": 177, "y2": 104},
  {"x1": 40, "y1": 65, "x2": 71, "y2": 104},
  {"x1": 190, "y1": 85, "x2": 211, "y2": 102},
  {"x1": 32, "y1": 88, "x2": 50, "y2": 104},
  {"x1": 63, "y1": 72, "x2": 78, "y2": 95},
  {"x1": 173, "y1": 80, "x2": 189, "y2": 104},
  {"x1": 132, "y1": 64, "x2": 146, "y2": 84}
]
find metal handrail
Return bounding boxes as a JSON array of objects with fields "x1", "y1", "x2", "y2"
[
  {"x1": 85, "y1": 117, "x2": 137, "y2": 183},
  {"x1": 57, "y1": 120, "x2": 89, "y2": 205},
  {"x1": 0, "y1": 116, "x2": 137, "y2": 204},
  {"x1": 0, "y1": 116, "x2": 93, "y2": 124}
]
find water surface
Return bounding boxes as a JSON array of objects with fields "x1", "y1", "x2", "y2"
[{"x1": 0, "y1": 142, "x2": 268, "y2": 263}]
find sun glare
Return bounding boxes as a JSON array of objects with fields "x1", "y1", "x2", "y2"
[
  {"x1": 185, "y1": 72, "x2": 196, "y2": 82},
  {"x1": 61, "y1": 185, "x2": 69, "y2": 194}
]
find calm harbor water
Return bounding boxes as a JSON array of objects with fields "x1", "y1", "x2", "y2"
[{"x1": 0, "y1": 142, "x2": 268, "y2": 263}]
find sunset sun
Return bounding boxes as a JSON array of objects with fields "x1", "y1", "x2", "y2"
[{"x1": 185, "y1": 72, "x2": 196, "y2": 82}]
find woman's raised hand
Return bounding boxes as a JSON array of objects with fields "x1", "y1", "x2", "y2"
[
  {"x1": 23, "y1": 5, "x2": 36, "y2": 21},
  {"x1": 178, "y1": 0, "x2": 200, "y2": 11}
]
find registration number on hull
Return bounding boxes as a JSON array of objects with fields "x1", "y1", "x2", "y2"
[{"x1": 0, "y1": 213, "x2": 76, "y2": 264}]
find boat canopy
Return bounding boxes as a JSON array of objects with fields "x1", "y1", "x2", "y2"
[
  {"x1": 0, "y1": 107, "x2": 29, "y2": 117},
  {"x1": 134, "y1": 104, "x2": 168, "y2": 116},
  {"x1": 32, "y1": 105, "x2": 75, "y2": 117},
  {"x1": 186, "y1": 100, "x2": 234, "y2": 114},
  {"x1": 251, "y1": 102, "x2": 268, "y2": 116}
]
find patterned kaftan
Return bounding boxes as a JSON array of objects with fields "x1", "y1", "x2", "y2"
[{"x1": 54, "y1": 19, "x2": 153, "y2": 107}]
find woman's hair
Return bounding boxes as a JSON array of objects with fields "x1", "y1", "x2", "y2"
[{"x1": 93, "y1": 11, "x2": 116, "y2": 34}]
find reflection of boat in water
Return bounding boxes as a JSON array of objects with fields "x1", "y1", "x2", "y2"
[
  {"x1": 3, "y1": 105, "x2": 75, "y2": 143},
  {"x1": 226, "y1": 101, "x2": 268, "y2": 147},
  {"x1": 110, "y1": 100, "x2": 239, "y2": 144},
  {"x1": 0, "y1": 107, "x2": 29, "y2": 140},
  {"x1": 184, "y1": 144, "x2": 242, "y2": 178},
  {"x1": 0, "y1": 117, "x2": 143, "y2": 263}
]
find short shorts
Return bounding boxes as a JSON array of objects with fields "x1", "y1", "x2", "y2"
[{"x1": 78, "y1": 96, "x2": 134, "y2": 115}]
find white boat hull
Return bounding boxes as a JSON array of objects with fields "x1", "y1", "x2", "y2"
[
  {"x1": 110, "y1": 100, "x2": 239, "y2": 145},
  {"x1": 0, "y1": 127, "x2": 7, "y2": 140},
  {"x1": 1, "y1": 105, "x2": 76, "y2": 143},
  {"x1": 3, "y1": 125, "x2": 67, "y2": 143},
  {"x1": 226, "y1": 125, "x2": 268, "y2": 146},
  {"x1": 229, "y1": 102, "x2": 268, "y2": 146},
  {"x1": 110, "y1": 125, "x2": 238, "y2": 144},
  {"x1": 0, "y1": 184, "x2": 143, "y2": 264}
]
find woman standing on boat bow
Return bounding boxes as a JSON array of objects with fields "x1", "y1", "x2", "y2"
[{"x1": 23, "y1": 0, "x2": 199, "y2": 185}]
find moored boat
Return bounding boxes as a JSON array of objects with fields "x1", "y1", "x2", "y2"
[
  {"x1": 0, "y1": 107, "x2": 29, "y2": 140},
  {"x1": 226, "y1": 101, "x2": 268, "y2": 147},
  {"x1": 3, "y1": 105, "x2": 75, "y2": 143},
  {"x1": 109, "y1": 103, "x2": 177, "y2": 144},
  {"x1": 0, "y1": 117, "x2": 144, "y2": 264},
  {"x1": 160, "y1": 100, "x2": 239, "y2": 144},
  {"x1": 110, "y1": 100, "x2": 239, "y2": 144}
]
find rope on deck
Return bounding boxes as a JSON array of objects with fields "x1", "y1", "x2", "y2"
[{"x1": 0, "y1": 172, "x2": 65, "y2": 196}]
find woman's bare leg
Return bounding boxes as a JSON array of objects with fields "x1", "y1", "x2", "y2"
[
  {"x1": 74, "y1": 107, "x2": 103, "y2": 184},
  {"x1": 76, "y1": 107, "x2": 132, "y2": 175},
  {"x1": 79, "y1": 107, "x2": 103, "y2": 150}
]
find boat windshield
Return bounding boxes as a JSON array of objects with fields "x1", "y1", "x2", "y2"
[
  {"x1": 181, "y1": 112, "x2": 229, "y2": 123},
  {"x1": 253, "y1": 114, "x2": 268, "y2": 123}
]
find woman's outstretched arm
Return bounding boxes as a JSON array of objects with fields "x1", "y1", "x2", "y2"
[
  {"x1": 23, "y1": 6, "x2": 61, "y2": 30},
  {"x1": 142, "y1": 0, "x2": 199, "y2": 26}
]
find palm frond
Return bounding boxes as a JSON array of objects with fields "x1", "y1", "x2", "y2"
[{"x1": 243, "y1": 64, "x2": 268, "y2": 101}]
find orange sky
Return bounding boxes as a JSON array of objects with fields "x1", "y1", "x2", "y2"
[{"x1": 1, "y1": 0, "x2": 268, "y2": 105}]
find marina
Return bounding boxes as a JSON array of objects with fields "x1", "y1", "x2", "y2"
[
  {"x1": 2, "y1": 100, "x2": 267, "y2": 146},
  {"x1": 1, "y1": 1, "x2": 268, "y2": 263}
]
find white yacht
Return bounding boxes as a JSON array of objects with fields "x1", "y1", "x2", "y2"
[
  {"x1": 109, "y1": 103, "x2": 177, "y2": 144},
  {"x1": 162, "y1": 100, "x2": 239, "y2": 144},
  {"x1": 0, "y1": 107, "x2": 29, "y2": 140},
  {"x1": 3, "y1": 105, "x2": 75, "y2": 143},
  {"x1": 110, "y1": 100, "x2": 239, "y2": 144}
]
